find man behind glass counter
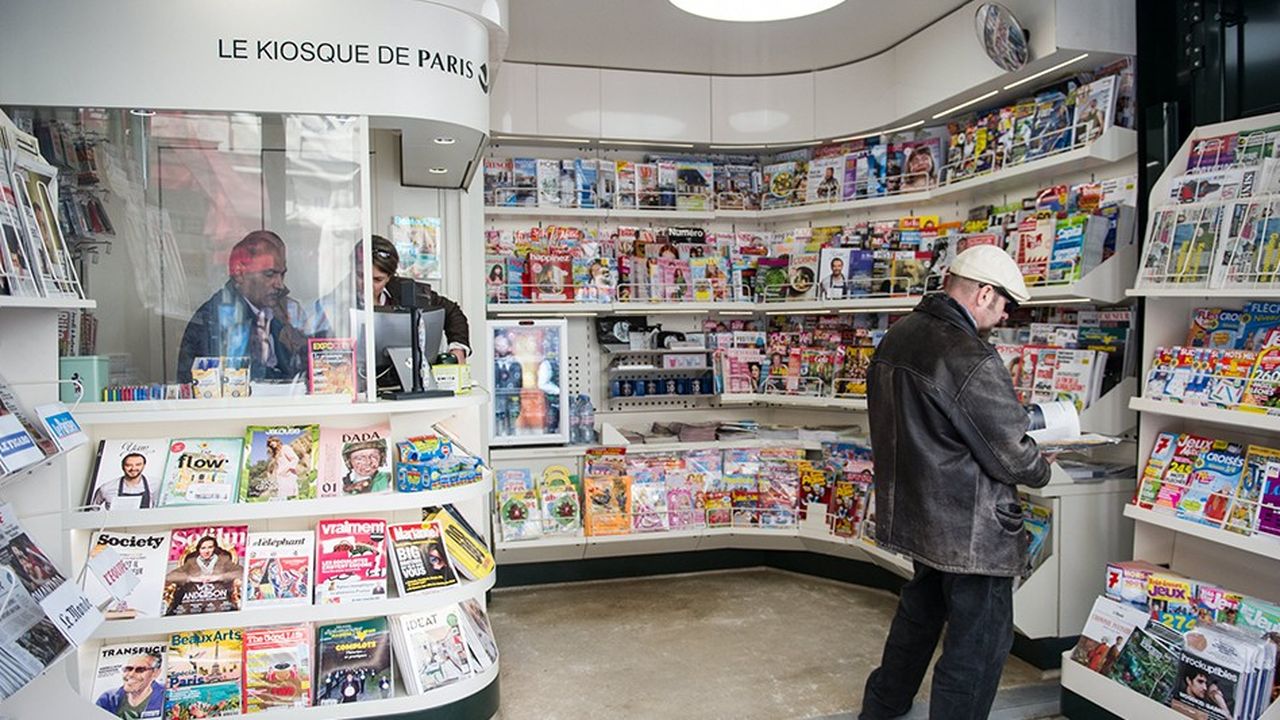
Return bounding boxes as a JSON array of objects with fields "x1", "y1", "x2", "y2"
[{"x1": 176, "y1": 230, "x2": 304, "y2": 383}]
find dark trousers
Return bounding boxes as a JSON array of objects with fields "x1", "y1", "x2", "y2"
[{"x1": 859, "y1": 563, "x2": 1015, "y2": 720}]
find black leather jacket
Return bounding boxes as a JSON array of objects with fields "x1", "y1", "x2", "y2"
[{"x1": 867, "y1": 293, "x2": 1051, "y2": 577}]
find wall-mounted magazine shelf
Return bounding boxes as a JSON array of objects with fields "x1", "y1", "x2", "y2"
[
  {"x1": 1059, "y1": 650, "x2": 1185, "y2": 719},
  {"x1": 71, "y1": 391, "x2": 488, "y2": 425},
  {"x1": 613, "y1": 300, "x2": 757, "y2": 315},
  {"x1": 1129, "y1": 396, "x2": 1280, "y2": 434},
  {"x1": 717, "y1": 393, "x2": 868, "y2": 411},
  {"x1": 485, "y1": 206, "x2": 717, "y2": 221},
  {"x1": 721, "y1": 189, "x2": 933, "y2": 222},
  {"x1": 488, "y1": 437, "x2": 834, "y2": 462},
  {"x1": 1123, "y1": 504, "x2": 1280, "y2": 563},
  {"x1": 488, "y1": 302, "x2": 614, "y2": 316},
  {"x1": 484, "y1": 129, "x2": 1137, "y2": 224},
  {"x1": 1025, "y1": 244, "x2": 1139, "y2": 306},
  {"x1": 0, "y1": 296, "x2": 96, "y2": 311},
  {"x1": 62, "y1": 479, "x2": 489, "y2": 530},
  {"x1": 931, "y1": 128, "x2": 1138, "y2": 202},
  {"x1": 91, "y1": 573, "x2": 496, "y2": 641},
  {"x1": 1127, "y1": 286, "x2": 1280, "y2": 298},
  {"x1": 485, "y1": 249, "x2": 1137, "y2": 319}
]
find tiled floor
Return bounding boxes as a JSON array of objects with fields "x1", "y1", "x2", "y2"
[{"x1": 488, "y1": 568, "x2": 1058, "y2": 720}]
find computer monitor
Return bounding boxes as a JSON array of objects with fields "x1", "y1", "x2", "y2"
[{"x1": 370, "y1": 306, "x2": 445, "y2": 394}]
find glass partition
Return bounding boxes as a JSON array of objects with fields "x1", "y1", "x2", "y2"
[{"x1": 4, "y1": 107, "x2": 373, "y2": 400}]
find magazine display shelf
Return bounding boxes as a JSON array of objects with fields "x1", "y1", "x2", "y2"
[
  {"x1": 0, "y1": 297, "x2": 96, "y2": 311},
  {"x1": 1127, "y1": 287, "x2": 1280, "y2": 298},
  {"x1": 1059, "y1": 649, "x2": 1185, "y2": 719},
  {"x1": 493, "y1": 461, "x2": 1134, "y2": 641},
  {"x1": 484, "y1": 128, "x2": 1136, "y2": 224},
  {"x1": 484, "y1": 246, "x2": 1141, "y2": 319},
  {"x1": 1128, "y1": 396, "x2": 1280, "y2": 434},
  {"x1": 0, "y1": 303, "x2": 110, "y2": 712},
  {"x1": 483, "y1": 113, "x2": 1141, "y2": 664},
  {"x1": 173, "y1": 662, "x2": 501, "y2": 720},
  {"x1": 1062, "y1": 646, "x2": 1280, "y2": 720},
  {"x1": 61, "y1": 472, "x2": 491, "y2": 530},
  {"x1": 1123, "y1": 504, "x2": 1280, "y2": 562},
  {"x1": 91, "y1": 573, "x2": 498, "y2": 641},
  {"x1": 717, "y1": 394, "x2": 869, "y2": 411},
  {"x1": 485, "y1": 206, "x2": 717, "y2": 222},
  {"x1": 1062, "y1": 112, "x2": 1280, "y2": 719},
  {"x1": 70, "y1": 391, "x2": 487, "y2": 425},
  {"x1": 54, "y1": 387, "x2": 499, "y2": 719}
]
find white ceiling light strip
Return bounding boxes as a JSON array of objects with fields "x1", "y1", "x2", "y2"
[
  {"x1": 1003, "y1": 53, "x2": 1091, "y2": 90},
  {"x1": 832, "y1": 120, "x2": 924, "y2": 143},
  {"x1": 931, "y1": 90, "x2": 1000, "y2": 120}
]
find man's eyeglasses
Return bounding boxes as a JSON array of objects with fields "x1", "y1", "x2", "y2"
[
  {"x1": 981, "y1": 283, "x2": 1018, "y2": 310},
  {"x1": 121, "y1": 665, "x2": 156, "y2": 674}
]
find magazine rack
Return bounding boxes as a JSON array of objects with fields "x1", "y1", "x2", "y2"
[
  {"x1": 54, "y1": 393, "x2": 499, "y2": 719},
  {"x1": 0, "y1": 294, "x2": 500, "y2": 719},
  {"x1": 1059, "y1": 110, "x2": 1280, "y2": 719}
]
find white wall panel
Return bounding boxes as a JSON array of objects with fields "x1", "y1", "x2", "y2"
[
  {"x1": 600, "y1": 69, "x2": 710, "y2": 143},
  {"x1": 711, "y1": 73, "x2": 814, "y2": 144},
  {"x1": 489, "y1": 61, "x2": 538, "y2": 135},
  {"x1": 1055, "y1": 0, "x2": 1136, "y2": 55},
  {"x1": 890, "y1": 0, "x2": 1057, "y2": 122},
  {"x1": 536, "y1": 65, "x2": 601, "y2": 137},
  {"x1": 814, "y1": 53, "x2": 894, "y2": 139}
]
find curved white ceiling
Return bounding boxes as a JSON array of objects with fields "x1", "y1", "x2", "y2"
[{"x1": 505, "y1": 0, "x2": 971, "y2": 76}]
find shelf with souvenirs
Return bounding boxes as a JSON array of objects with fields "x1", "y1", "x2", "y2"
[{"x1": 1062, "y1": 111, "x2": 1280, "y2": 720}]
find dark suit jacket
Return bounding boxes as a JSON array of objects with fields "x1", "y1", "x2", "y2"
[{"x1": 176, "y1": 282, "x2": 302, "y2": 383}]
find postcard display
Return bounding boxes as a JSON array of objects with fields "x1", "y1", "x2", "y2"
[
  {"x1": 480, "y1": 73, "x2": 1146, "y2": 651},
  {"x1": 1059, "y1": 111, "x2": 1280, "y2": 718}
]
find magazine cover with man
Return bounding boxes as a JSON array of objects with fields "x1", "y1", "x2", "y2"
[{"x1": 162, "y1": 525, "x2": 247, "y2": 616}]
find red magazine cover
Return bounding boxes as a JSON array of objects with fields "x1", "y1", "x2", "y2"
[
  {"x1": 528, "y1": 254, "x2": 573, "y2": 302},
  {"x1": 314, "y1": 518, "x2": 387, "y2": 604}
]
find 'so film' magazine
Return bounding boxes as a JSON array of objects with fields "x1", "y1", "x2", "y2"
[{"x1": 162, "y1": 525, "x2": 247, "y2": 616}]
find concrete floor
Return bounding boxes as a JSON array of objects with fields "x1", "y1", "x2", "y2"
[{"x1": 488, "y1": 568, "x2": 1054, "y2": 720}]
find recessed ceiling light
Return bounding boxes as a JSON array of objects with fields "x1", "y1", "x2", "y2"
[
  {"x1": 130, "y1": 109, "x2": 156, "y2": 117},
  {"x1": 669, "y1": 0, "x2": 846, "y2": 22},
  {"x1": 428, "y1": 167, "x2": 448, "y2": 174},
  {"x1": 433, "y1": 137, "x2": 456, "y2": 145}
]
